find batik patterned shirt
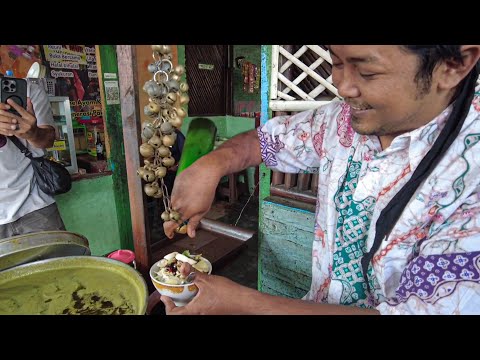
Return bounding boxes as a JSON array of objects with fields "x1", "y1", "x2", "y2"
[{"x1": 257, "y1": 95, "x2": 480, "y2": 314}]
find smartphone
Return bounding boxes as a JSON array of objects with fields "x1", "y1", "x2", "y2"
[{"x1": 0, "y1": 77, "x2": 27, "y2": 116}]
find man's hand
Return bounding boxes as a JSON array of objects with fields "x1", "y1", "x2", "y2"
[
  {"x1": 163, "y1": 156, "x2": 223, "y2": 239},
  {"x1": 161, "y1": 270, "x2": 253, "y2": 315},
  {"x1": 0, "y1": 98, "x2": 37, "y2": 138},
  {"x1": 0, "y1": 98, "x2": 55, "y2": 148},
  {"x1": 163, "y1": 129, "x2": 263, "y2": 240},
  {"x1": 161, "y1": 262, "x2": 380, "y2": 315}
]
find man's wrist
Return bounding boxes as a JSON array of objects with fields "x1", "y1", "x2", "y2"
[
  {"x1": 24, "y1": 126, "x2": 55, "y2": 149},
  {"x1": 198, "y1": 151, "x2": 230, "y2": 181},
  {"x1": 23, "y1": 125, "x2": 39, "y2": 142}
]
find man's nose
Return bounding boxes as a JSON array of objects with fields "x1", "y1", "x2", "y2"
[{"x1": 336, "y1": 76, "x2": 360, "y2": 99}]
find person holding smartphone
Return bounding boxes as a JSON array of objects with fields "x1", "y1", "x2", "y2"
[{"x1": 0, "y1": 73, "x2": 66, "y2": 239}]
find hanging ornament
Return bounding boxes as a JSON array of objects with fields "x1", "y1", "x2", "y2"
[{"x1": 137, "y1": 45, "x2": 188, "y2": 233}]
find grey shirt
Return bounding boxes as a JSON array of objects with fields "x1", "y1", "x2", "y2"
[{"x1": 0, "y1": 80, "x2": 56, "y2": 225}]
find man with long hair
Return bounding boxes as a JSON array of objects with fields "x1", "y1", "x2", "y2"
[{"x1": 162, "y1": 45, "x2": 480, "y2": 315}]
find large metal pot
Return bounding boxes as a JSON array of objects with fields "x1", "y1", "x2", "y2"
[
  {"x1": 0, "y1": 231, "x2": 90, "y2": 271},
  {"x1": 0, "y1": 231, "x2": 148, "y2": 315}
]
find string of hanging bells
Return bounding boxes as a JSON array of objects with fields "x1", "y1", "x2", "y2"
[{"x1": 136, "y1": 45, "x2": 189, "y2": 234}]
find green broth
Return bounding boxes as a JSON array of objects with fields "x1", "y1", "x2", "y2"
[{"x1": 0, "y1": 267, "x2": 140, "y2": 315}]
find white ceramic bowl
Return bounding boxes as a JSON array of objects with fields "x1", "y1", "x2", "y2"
[{"x1": 149, "y1": 256, "x2": 212, "y2": 306}]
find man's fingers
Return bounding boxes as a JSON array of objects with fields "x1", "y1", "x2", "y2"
[
  {"x1": 191, "y1": 270, "x2": 209, "y2": 284},
  {"x1": 6, "y1": 98, "x2": 26, "y2": 115},
  {"x1": 160, "y1": 295, "x2": 177, "y2": 313},
  {"x1": 0, "y1": 130, "x2": 14, "y2": 137},
  {"x1": 163, "y1": 220, "x2": 178, "y2": 239},
  {"x1": 179, "y1": 262, "x2": 193, "y2": 277},
  {"x1": 26, "y1": 98, "x2": 34, "y2": 115},
  {"x1": 0, "y1": 115, "x2": 18, "y2": 134},
  {"x1": 187, "y1": 215, "x2": 202, "y2": 238},
  {"x1": 6, "y1": 98, "x2": 34, "y2": 119}
]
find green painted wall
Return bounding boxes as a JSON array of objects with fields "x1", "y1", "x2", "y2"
[
  {"x1": 225, "y1": 115, "x2": 255, "y2": 137},
  {"x1": 180, "y1": 116, "x2": 255, "y2": 141},
  {"x1": 55, "y1": 175, "x2": 121, "y2": 256},
  {"x1": 233, "y1": 45, "x2": 261, "y2": 116},
  {"x1": 181, "y1": 116, "x2": 227, "y2": 139},
  {"x1": 53, "y1": 46, "x2": 131, "y2": 258}
]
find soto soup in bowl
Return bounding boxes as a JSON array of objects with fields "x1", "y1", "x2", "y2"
[{"x1": 149, "y1": 251, "x2": 212, "y2": 306}]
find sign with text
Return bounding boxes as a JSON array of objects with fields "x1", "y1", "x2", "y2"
[
  {"x1": 198, "y1": 63, "x2": 214, "y2": 70},
  {"x1": 47, "y1": 139, "x2": 67, "y2": 151},
  {"x1": 43, "y1": 45, "x2": 102, "y2": 121}
]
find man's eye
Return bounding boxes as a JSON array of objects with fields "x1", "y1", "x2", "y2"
[
  {"x1": 360, "y1": 73, "x2": 376, "y2": 79},
  {"x1": 332, "y1": 63, "x2": 343, "y2": 68}
]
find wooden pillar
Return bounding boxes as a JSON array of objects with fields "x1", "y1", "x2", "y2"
[{"x1": 116, "y1": 45, "x2": 150, "y2": 278}]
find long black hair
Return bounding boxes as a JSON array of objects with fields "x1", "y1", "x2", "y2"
[
  {"x1": 403, "y1": 46, "x2": 465, "y2": 96},
  {"x1": 361, "y1": 45, "x2": 480, "y2": 293}
]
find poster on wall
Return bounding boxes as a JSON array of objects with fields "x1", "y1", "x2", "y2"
[
  {"x1": 43, "y1": 45, "x2": 102, "y2": 121},
  {"x1": 104, "y1": 80, "x2": 120, "y2": 105},
  {"x1": 0, "y1": 45, "x2": 43, "y2": 78}
]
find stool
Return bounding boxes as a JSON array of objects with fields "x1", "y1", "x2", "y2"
[{"x1": 217, "y1": 169, "x2": 249, "y2": 203}]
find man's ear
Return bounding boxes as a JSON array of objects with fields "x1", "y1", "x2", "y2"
[{"x1": 438, "y1": 45, "x2": 480, "y2": 91}]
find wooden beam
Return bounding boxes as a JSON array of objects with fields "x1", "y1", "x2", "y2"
[
  {"x1": 270, "y1": 186, "x2": 316, "y2": 205},
  {"x1": 311, "y1": 173, "x2": 319, "y2": 192},
  {"x1": 284, "y1": 173, "x2": 297, "y2": 189},
  {"x1": 271, "y1": 171, "x2": 285, "y2": 186},
  {"x1": 297, "y1": 173, "x2": 310, "y2": 191},
  {"x1": 116, "y1": 45, "x2": 151, "y2": 278}
]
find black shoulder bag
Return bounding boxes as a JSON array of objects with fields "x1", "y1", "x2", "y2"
[{"x1": 10, "y1": 136, "x2": 72, "y2": 196}]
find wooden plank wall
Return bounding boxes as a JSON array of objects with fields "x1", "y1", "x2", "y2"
[{"x1": 259, "y1": 199, "x2": 315, "y2": 298}]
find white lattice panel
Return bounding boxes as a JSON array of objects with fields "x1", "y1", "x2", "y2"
[
  {"x1": 270, "y1": 45, "x2": 340, "y2": 111},
  {"x1": 270, "y1": 47, "x2": 480, "y2": 111}
]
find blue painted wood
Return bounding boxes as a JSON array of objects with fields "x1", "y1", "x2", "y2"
[
  {"x1": 261, "y1": 275, "x2": 311, "y2": 298},
  {"x1": 259, "y1": 200, "x2": 315, "y2": 298},
  {"x1": 261, "y1": 260, "x2": 312, "y2": 294},
  {"x1": 260, "y1": 285, "x2": 286, "y2": 297},
  {"x1": 257, "y1": 45, "x2": 272, "y2": 291},
  {"x1": 257, "y1": 45, "x2": 315, "y2": 298},
  {"x1": 261, "y1": 244, "x2": 312, "y2": 278}
]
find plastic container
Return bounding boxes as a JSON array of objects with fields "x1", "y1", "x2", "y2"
[{"x1": 107, "y1": 249, "x2": 136, "y2": 269}]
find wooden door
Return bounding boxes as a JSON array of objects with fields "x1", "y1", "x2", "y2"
[{"x1": 185, "y1": 45, "x2": 232, "y2": 116}]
